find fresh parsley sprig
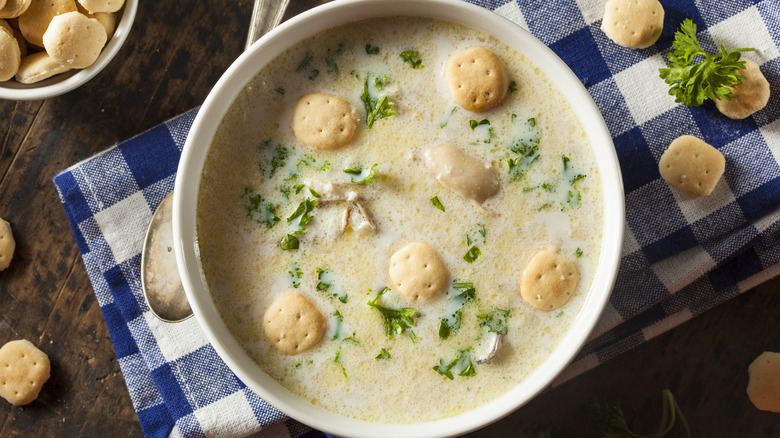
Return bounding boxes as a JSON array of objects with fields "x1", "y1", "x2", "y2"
[
  {"x1": 659, "y1": 19, "x2": 754, "y2": 107},
  {"x1": 367, "y1": 288, "x2": 417, "y2": 342}
]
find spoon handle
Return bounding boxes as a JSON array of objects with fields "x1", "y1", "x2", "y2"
[{"x1": 245, "y1": 0, "x2": 292, "y2": 51}]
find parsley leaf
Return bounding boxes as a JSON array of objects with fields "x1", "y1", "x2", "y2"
[
  {"x1": 361, "y1": 74, "x2": 396, "y2": 128},
  {"x1": 343, "y1": 163, "x2": 378, "y2": 184},
  {"x1": 477, "y1": 308, "x2": 512, "y2": 335},
  {"x1": 400, "y1": 50, "x2": 424, "y2": 69},
  {"x1": 659, "y1": 18, "x2": 754, "y2": 107},
  {"x1": 365, "y1": 44, "x2": 380, "y2": 54},
  {"x1": 367, "y1": 288, "x2": 417, "y2": 342},
  {"x1": 242, "y1": 189, "x2": 279, "y2": 228},
  {"x1": 431, "y1": 196, "x2": 445, "y2": 212},
  {"x1": 375, "y1": 348, "x2": 391, "y2": 360},
  {"x1": 463, "y1": 246, "x2": 482, "y2": 263},
  {"x1": 280, "y1": 234, "x2": 299, "y2": 250},
  {"x1": 439, "y1": 281, "x2": 476, "y2": 339},
  {"x1": 433, "y1": 348, "x2": 476, "y2": 380},
  {"x1": 259, "y1": 140, "x2": 289, "y2": 178}
]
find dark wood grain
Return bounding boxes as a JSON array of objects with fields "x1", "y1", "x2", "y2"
[{"x1": 0, "y1": 1, "x2": 778, "y2": 437}]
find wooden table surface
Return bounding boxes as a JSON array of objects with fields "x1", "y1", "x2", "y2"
[{"x1": 0, "y1": 1, "x2": 777, "y2": 437}]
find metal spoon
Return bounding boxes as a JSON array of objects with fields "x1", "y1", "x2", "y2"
[{"x1": 141, "y1": 0, "x2": 291, "y2": 323}]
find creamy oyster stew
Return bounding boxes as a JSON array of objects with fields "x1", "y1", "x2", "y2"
[{"x1": 197, "y1": 17, "x2": 603, "y2": 423}]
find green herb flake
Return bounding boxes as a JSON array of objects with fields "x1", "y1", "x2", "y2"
[
  {"x1": 338, "y1": 294, "x2": 349, "y2": 303},
  {"x1": 280, "y1": 234, "x2": 299, "y2": 251},
  {"x1": 309, "y1": 188, "x2": 321, "y2": 198},
  {"x1": 508, "y1": 80, "x2": 518, "y2": 93},
  {"x1": 375, "y1": 348, "x2": 391, "y2": 360},
  {"x1": 433, "y1": 348, "x2": 476, "y2": 380},
  {"x1": 276, "y1": 87, "x2": 285, "y2": 95},
  {"x1": 316, "y1": 268, "x2": 331, "y2": 292},
  {"x1": 242, "y1": 188, "x2": 280, "y2": 229},
  {"x1": 295, "y1": 53, "x2": 312, "y2": 72},
  {"x1": 367, "y1": 287, "x2": 417, "y2": 342},
  {"x1": 469, "y1": 119, "x2": 494, "y2": 143},
  {"x1": 431, "y1": 196, "x2": 445, "y2": 212},
  {"x1": 331, "y1": 310, "x2": 344, "y2": 341},
  {"x1": 287, "y1": 262, "x2": 303, "y2": 288},
  {"x1": 400, "y1": 50, "x2": 424, "y2": 69},
  {"x1": 326, "y1": 56, "x2": 339, "y2": 76},
  {"x1": 365, "y1": 44, "x2": 380, "y2": 55},
  {"x1": 659, "y1": 18, "x2": 755, "y2": 107},
  {"x1": 319, "y1": 160, "x2": 331, "y2": 171},
  {"x1": 259, "y1": 140, "x2": 289, "y2": 179},
  {"x1": 287, "y1": 198, "x2": 318, "y2": 234},
  {"x1": 343, "y1": 163, "x2": 378, "y2": 184},
  {"x1": 361, "y1": 74, "x2": 396, "y2": 128},
  {"x1": 576, "y1": 248, "x2": 584, "y2": 258},
  {"x1": 463, "y1": 245, "x2": 482, "y2": 263},
  {"x1": 333, "y1": 349, "x2": 347, "y2": 378},
  {"x1": 477, "y1": 308, "x2": 512, "y2": 335},
  {"x1": 308, "y1": 69, "x2": 319, "y2": 80}
]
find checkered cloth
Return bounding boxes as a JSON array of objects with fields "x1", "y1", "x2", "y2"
[{"x1": 53, "y1": 0, "x2": 780, "y2": 436}]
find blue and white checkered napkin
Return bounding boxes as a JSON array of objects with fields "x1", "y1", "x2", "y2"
[{"x1": 53, "y1": 0, "x2": 780, "y2": 436}]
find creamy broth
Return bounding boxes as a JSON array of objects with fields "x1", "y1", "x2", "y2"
[{"x1": 197, "y1": 17, "x2": 603, "y2": 423}]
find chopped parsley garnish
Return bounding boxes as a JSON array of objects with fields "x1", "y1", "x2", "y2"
[
  {"x1": 562, "y1": 156, "x2": 586, "y2": 209},
  {"x1": 276, "y1": 87, "x2": 285, "y2": 95},
  {"x1": 659, "y1": 18, "x2": 755, "y2": 107},
  {"x1": 439, "y1": 281, "x2": 476, "y2": 340},
  {"x1": 477, "y1": 308, "x2": 512, "y2": 335},
  {"x1": 280, "y1": 234, "x2": 299, "y2": 251},
  {"x1": 375, "y1": 348, "x2": 391, "y2": 360},
  {"x1": 343, "y1": 163, "x2": 378, "y2": 184},
  {"x1": 242, "y1": 189, "x2": 279, "y2": 228},
  {"x1": 333, "y1": 349, "x2": 347, "y2": 378},
  {"x1": 463, "y1": 245, "x2": 482, "y2": 263},
  {"x1": 507, "y1": 116, "x2": 541, "y2": 181},
  {"x1": 466, "y1": 224, "x2": 486, "y2": 246},
  {"x1": 576, "y1": 248, "x2": 584, "y2": 258},
  {"x1": 316, "y1": 268, "x2": 331, "y2": 291},
  {"x1": 259, "y1": 140, "x2": 289, "y2": 178},
  {"x1": 556, "y1": 310, "x2": 564, "y2": 318},
  {"x1": 439, "y1": 107, "x2": 458, "y2": 128},
  {"x1": 367, "y1": 287, "x2": 417, "y2": 342},
  {"x1": 361, "y1": 74, "x2": 396, "y2": 128},
  {"x1": 365, "y1": 44, "x2": 380, "y2": 54},
  {"x1": 433, "y1": 348, "x2": 476, "y2": 380},
  {"x1": 400, "y1": 50, "x2": 424, "y2": 69},
  {"x1": 326, "y1": 56, "x2": 338, "y2": 75},
  {"x1": 287, "y1": 198, "x2": 318, "y2": 234},
  {"x1": 308, "y1": 69, "x2": 320, "y2": 80},
  {"x1": 469, "y1": 119, "x2": 493, "y2": 143},
  {"x1": 431, "y1": 196, "x2": 445, "y2": 212},
  {"x1": 331, "y1": 310, "x2": 344, "y2": 340},
  {"x1": 319, "y1": 160, "x2": 331, "y2": 171},
  {"x1": 338, "y1": 294, "x2": 349, "y2": 303},
  {"x1": 295, "y1": 53, "x2": 313, "y2": 72},
  {"x1": 308, "y1": 188, "x2": 321, "y2": 198},
  {"x1": 287, "y1": 262, "x2": 303, "y2": 288},
  {"x1": 508, "y1": 80, "x2": 518, "y2": 93}
]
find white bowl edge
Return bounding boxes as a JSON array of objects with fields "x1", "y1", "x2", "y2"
[{"x1": 173, "y1": 1, "x2": 626, "y2": 437}]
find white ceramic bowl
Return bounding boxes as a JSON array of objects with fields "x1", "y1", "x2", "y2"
[
  {"x1": 174, "y1": 1, "x2": 625, "y2": 436},
  {"x1": 0, "y1": 0, "x2": 137, "y2": 101}
]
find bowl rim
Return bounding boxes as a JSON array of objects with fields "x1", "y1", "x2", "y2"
[
  {"x1": 173, "y1": 0, "x2": 625, "y2": 436},
  {"x1": 0, "y1": 0, "x2": 138, "y2": 101}
]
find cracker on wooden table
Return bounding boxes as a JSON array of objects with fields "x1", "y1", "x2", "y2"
[
  {"x1": 659, "y1": 135, "x2": 725, "y2": 197},
  {"x1": 519, "y1": 249, "x2": 579, "y2": 311},
  {"x1": 601, "y1": 0, "x2": 664, "y2": 49},
  {"x1": 0, "y1": 339, "x2": 51, "y2": 406},
  {"x1": 18, "y1": 0, "x2": 76, "y2": 47},
  {"x1": 444, "y1": 46, "x2": 509, "y2": 112},
  {"x1": 0, "y1": 217, "x2": 15, "y2": 270},
  {"x1": 715, "y1": 58, "x2": 771, "y2": 120},
  {"x1": 263, "y1": 290, "x2": 327, "y2": 355},
  {"x1": 292, "y1": 92, "x2": 358, "y2": 150},
  {"x1": 424, "y1": 143, "x2": 500, "y2": 205},
  {"x1": 43, "y1": 11, "x2": 106, "y2": 69},
  {"x1": 388, "y1": 241, "x2": 449, "y2": 303},
  {"x1": 747, "y1": 351, "x2": 780, "y2": 413}
]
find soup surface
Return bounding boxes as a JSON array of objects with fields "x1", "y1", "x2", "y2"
[{"x1": 197, "y1": 16, "x2": 603, "y2": 423}]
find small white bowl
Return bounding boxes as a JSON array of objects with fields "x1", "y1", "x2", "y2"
[
  {"x1": 174, "y1": 1, "x2": 625, "y2": 437},
  {"x1": 0, "y1": 0, "x2": 137, "y2": 101}
]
